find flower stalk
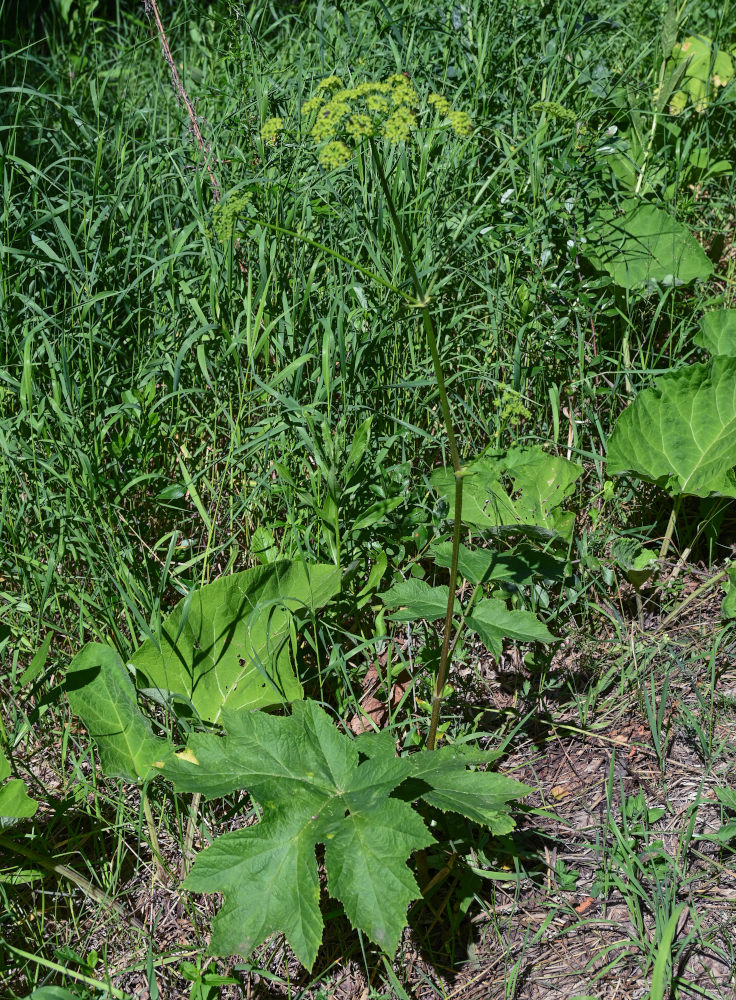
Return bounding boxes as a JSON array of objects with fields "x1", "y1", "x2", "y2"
[{"x1": 367, "y1": 139, "x2": 463, "y2": 751}]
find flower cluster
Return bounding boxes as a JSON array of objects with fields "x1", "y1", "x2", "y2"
[
  {"x1": 530, "y1": 100, "x2": 586, "y2": 134},
  {"x1": 211, "y1": 191, "x2": 252, "y2": 243},
  {"x1": 493, "y1": 386, "x2": 532, "y2": 427},
  {"x1": 260, "y1": 116, "x2": 284, "y2": 144},
  {"x1": 318, "y1": 140, "x2": 351, "y2": 169},
  {"x1": 300, "y1": 73, "x2": 473, "y2": 168}
]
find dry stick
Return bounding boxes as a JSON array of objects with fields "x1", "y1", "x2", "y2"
[{"x1": 144, "y1": 0, "x2": 220, "y2": 203}]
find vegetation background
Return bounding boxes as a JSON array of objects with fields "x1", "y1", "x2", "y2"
[{"x1": 1, "y1": 0, "x2": 736, "y2": 996}]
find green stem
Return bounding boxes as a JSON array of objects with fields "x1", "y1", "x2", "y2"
[
  {"x1": 142, "y1": 788, "x2": 166, "y2": 884},
  {"x1": 0, "y1": 940, "x2": 130, "y2": 999},
  {"x1": 368, "y1": 139, "x2": 463, "y2": 751},
  {"x1": 659, "y1": 496, "x2": 681, "y2": 561},
  {"x1": 180, "y1": 791, "x2": 202, "y2": 879}
]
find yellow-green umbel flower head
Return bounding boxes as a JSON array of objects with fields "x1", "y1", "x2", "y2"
[
  {"x1": 260, "y1": 117, "x2": 284, "y2": 144},
  {"x1": 300, "y1": 73, "x2": 472, "y2": 169}
]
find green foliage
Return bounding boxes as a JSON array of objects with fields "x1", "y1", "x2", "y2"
[
  {"x1": 0, "y1": 750, "x2": 38, "y2": 821},
  {"x1": 3, "y1": 0, "x2": 735, "y2": 991},
  {"x1": 608, "y1": 312, "x2": 736, "y2": 499},
  {"x1": 66, "y1": 645, "x2": 173, "y2": 783},
  {"x1": 611, "y1": 538, "x2": 660, "y2": 589},
  {"x1": 131, "y1": 561, "x2": 339, "y2": 722},
  {"x1": 430, "y1": 446, "x2": 582, "y2": 543},
  {"x1": 382, "y1": 579, "x2": 553, "y2": 660},
  {"x1": 583, "y1": 202, "x2": 713, "y2": 290},
  {"x1": 693, "y1": 309, "x2": 736, "y2": 356},
  {"x1": 154, "y1": 700, "x2": 529, "y2": 969},
  {"x1": 666, "y1": 35, "x2": 736, "y2": 114}
]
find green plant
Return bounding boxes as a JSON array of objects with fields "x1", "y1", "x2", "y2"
[
  {"x1": 582, "y1": 201, "x2": 713, "y2": 291},
  {"x1": 0, "y1": 751, "x2": 38, "y2": 824},
  {"x1": 607, "y1": 309, "x2": 736, "y2": 557},
  {"x1": 666, "y1": 34, "x2": 736, "y2": 115},
  {"x1": 66, "y1": 656, "x2": 529, "y2": 970}
]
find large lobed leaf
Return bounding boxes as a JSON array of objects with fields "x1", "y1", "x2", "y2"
[
  {"x1": 430, "y1": 446, "x2": 581, "y2": 542},
  {"x1": 156, "y1": 701, "x2": 530, "y2": 969},
  {"x1": 607, "y1": 357, "x2": 736, "y2": 499},
  {"x1": 131, "y1": 561, "x2": 340, "y2": 723},
  {"x1": 693, "y1": 309, "x2": 736, "y2": 357}
]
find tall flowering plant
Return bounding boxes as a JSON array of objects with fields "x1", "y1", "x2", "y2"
[{"x1": 260, "y1": 75, "x2": 474, "y2": 750}]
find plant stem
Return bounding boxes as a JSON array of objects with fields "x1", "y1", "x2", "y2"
[
  {"x1": 0, "y1": 940, "x2": 130, "y2": 999},
  {"x1": 659, "y1": 496, "x2": 681, "y2": 561},
  {"x1": 145, "y1": 0, "x2": 220, "y2": 203},
  {"x1": 180, "y1": 792, "x2": 202, "y2": 879},
  {"x1": 142, "y1": 788, "x2": 166, "y2": 884},
  {"x1": 368, "y1": 139, "x2": 463, "y2": 751}
]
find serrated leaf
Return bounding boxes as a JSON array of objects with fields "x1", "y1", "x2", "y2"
[
  {"x1": 131, "y1": 562, "x2": 340, "y2": 723},
  {"x1": 156, "y1": 701, "x2": 527, "y2": 968},
  {"x1": 465, "y1": 598, "x2": 555, "y2": 659},
  {"x1": 583, "y1": 202, "x2": 712, "y2": 289},
  {"x1": 399, "y1": 746, "x2": 532, "y2": 829},
  {"x1": 607, "y1": 357, "x2": 736, "y2": 499},
  {"x1": 431, "y1": 446, "x2": 581, "y2": 542},
  {"x1": 611, "y1": 538, "x2": 659, "y2": 588},
  {"x1": 381, "y1": 580, "x2": 460, "y2": 623},
  {"x1": 66, "y1": 644, "x2": 174, "y2": 782},
  {"x1": 693, "y1": 310, "x2": 736, "y2": 357}
]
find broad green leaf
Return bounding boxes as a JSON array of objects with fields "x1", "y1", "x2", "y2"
[
  {"x1": 66, "y1": 644, "x2": 174, "y2": 782},
  {"x1": 607, "y1": 358, "x2": 736, "y2": 498},
  {"x1": 715, "y1": 786, "x2": 736, "y2": 811},
  {"x1": 693, "y1": 310, "x2": 736, "y2": 357},
  {"x1": 132, "y1": 562, "x2": 340, "y2": 723},
  {"x1": 156, "y1": 700, "x2": 528, "y2": 968},
  {"x1": 381, "y1": 580, "x2": 460, "y2": 623},
  {"x1": 431, "y1": 542, "x2": 564, "y2": 586},
  {"x1": 431, "y1": 446, "x2": 581, "y2": 542},
  {"x1": 0, "y1": 751, "x2": 37, "y2": 820},
  {"x1": 611, "y1": 538, "x2": 659, "y2": 588},
  {"x1": 721, "y1": 566, "x2": 736, "y2": 620},
  {"x1": 667, "y1": 35, "x2": 734, "y2": 114},
  {"x1": 583, "y1": 202, "x2": 712, "y2": 289},
  {"x1": 465, "y1": 598, "x2": 555, "y2": 659},
  {"x1": 399, "y1": 745, "x2": 531, "y2": 830},
  {"x1": 503, "y1": 447, "x2": 582, "y2": 539}
]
